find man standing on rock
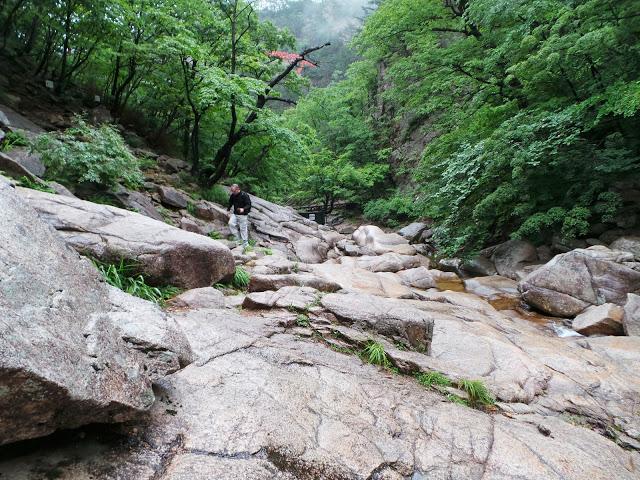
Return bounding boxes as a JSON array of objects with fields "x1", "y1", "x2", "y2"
[{"x1": 228, "y1": 184, "x2": 252, "y2": 248}]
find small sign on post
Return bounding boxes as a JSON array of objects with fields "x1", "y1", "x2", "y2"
[
  {"x1": 94, "y1": 95, "x2": 101, "y2": 103},
  {"x1": 45, "y1": 80, "x2": 54, "y2": 89}
]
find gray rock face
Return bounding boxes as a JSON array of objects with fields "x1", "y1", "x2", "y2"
[
  {"x1": 158, "y1": 185, "x2": 189, "y2": 209},
  {"x1": 312, "y1": 263, "x2": 415, "y2": 298},
  {"x1": 0, "y1": 151, "x2": 41, "y2": 180},
  {"x1": 572, "y1": 303, "x2": 624, "y2": 336},
  {"x1": 322, "y1": 292, "x2": 433, "y2": 350},
  {"x1": 624, "y1": 293, "x2": 640, "y2": 336},
  {"x1": 248, "y1": 273, "x2": 341, "y2": 293},
  {"x1": 112, "y1": 187, "x2": 164, "y2": 221},
  {"x1": 397, "y1": 222, "x2": 429, "y2": 242},
  {"x1": 167, "y1": 287, "x2": 225, "y2": 310},
  {"x1": 18, "y1": 187, "x2": 235, "y2": 289},
  {"x1": 1, "y1": 146, "x2": 45, "y2": 177},
  {"x1": 194, "y1": 199, "x2": 229, "y2": 222},
  {"x1": 0, "y1": 181, "x2": 159, "y2": 445},
  {"x1": 611, "y1": 236, "x2": 640, "y2": 260},
  {"x1": 243, "y1": 286, "x2": 321, "y2": 310},
  {"x1": 492, "y1": 239, "x2": 539, "y2": 280},
  {"x1": 519, "y1": 247, "x2": 640, "y2": 317}
]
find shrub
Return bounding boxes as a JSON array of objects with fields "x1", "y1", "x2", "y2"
[
  {"x1": 232, "y1": 266, "x2": 250, "y2": 289},
  {"x1": 34, "y1": 117, "x2": 143, "y2": 189},
  {"x1": 202, "y1": 184, "x2": 229, "y2": 205},
  {"x1": 93, "y1": 258, "x2": 179, "y2": 305},
  {"x1": 363, "y1": 193, "x2": 417, "y2": 227}
]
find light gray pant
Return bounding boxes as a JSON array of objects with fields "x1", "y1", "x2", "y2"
[{"x1": 229, "y1": 213, "x2": 249, "y2": 244}]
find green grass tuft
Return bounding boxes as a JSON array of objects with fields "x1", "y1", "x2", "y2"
[
  {"x1": 232, "y1": 266, "x2": 250, "y2": 290},
  {"x1": 208, "y1": 231, "x2": 222, "y2": 240},
  {"x1": 362, "y1": 341, "x2": 390, "y2": 367},
  {"x1": 186, "y1": 202, "x2": 196, "y2": 216},
  {"x1": 261, "y1": 248, "x2": 273, "y2": 255},
  {"x1": 416, "y1": 371, "x2": 452, "y2": 388},
  {"x1": 457, "y1": 379, "x2": 495, "y2": 407},
  {"x1": 93, "y1": 259, "x2": 180, "y2": 306}
]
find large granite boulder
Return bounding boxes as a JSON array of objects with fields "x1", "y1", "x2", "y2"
[
  {"x1": 158, "y1": 185, "x2": 189, "y2": 209},
  {"x1": 352, "y1": 225, "x2": 416, "y2": 255},
  {"x1": 491, "y1": 239, "x2": 539, "y2": 280},
  {"x1": 0, "y1": 146, "x2": 45, "y2": 177},
  {"x1": 0, "y1": 181, "x2": 191, "y2": 445},
  {"x1": 112, "y1": 186, "x2": 163, "y2": 221},
  {"x1": 519, "y1": 246, "x2": 640, "y2": 317},
  {"x1": 194, "y1": 199, "x2": 229, "y2": 222},
  {"x1": 464, "y1": 275, "x2": 521, "y2": 310},
  {"x1": 397, "y1": 222, "x2": 429, "y2": 242},
  {"x1": 572, "y1": 303, "x2": 625, "y2": 336},
  {"x1": 18, "y1": 188, "x2": 235, "y2": 289}
]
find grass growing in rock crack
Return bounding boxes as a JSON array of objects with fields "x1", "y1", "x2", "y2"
[
  {"x1": 261, "y1": 248, "x2": 273, "y2": 255},
  {"x1": 18, "y1": 176, "x2": 55, "y2": 193},
  {"x1": 362, "y1": 341, "x2": 391, "y2": 367},
  {"x1": 208, "y1": 231, "x2": 222, "y2": 240},
  {"x1": 458, "y1": 379, "x2": 495, "y2": 407},
  {"x1": 232, "y1": 266, "x2": 250, "y2": 290},
  {"x1": 186, "y1": 202, "x2": 196, "y2": 216},
  {"x1": 416, "y1": 371, "x2": 452, "y2": 388},
  {"x1": 93, "y1": 259, "x2": 180, "y2": 306}
]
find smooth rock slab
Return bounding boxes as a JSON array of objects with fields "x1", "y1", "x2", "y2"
[
  {"x1": 17, "y1": 188, "x2": 235, "y2": 289},
  {"x1": 1, "y1": 310, "x2": 638, "y2": 479},
  {"x1": 398, "y1": 266, "x2": 463, "y2": 290}
]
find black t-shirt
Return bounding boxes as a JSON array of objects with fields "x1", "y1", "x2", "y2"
[{"x1": 228, "y1": 191, "x2": 252, "y2": 215}]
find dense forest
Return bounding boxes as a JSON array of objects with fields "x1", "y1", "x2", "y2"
[{"x1": 1, "y1": 0, "x2": 639, "y2": 256}]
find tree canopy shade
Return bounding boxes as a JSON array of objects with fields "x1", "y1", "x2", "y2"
[
  {"x1": 0, "y1": 0, "x2": 328, "y2": 192},
  {"x1": 2, "y1": 0, "x2": 639, "y2": 255},
  {"x1": 286, "y1": 0, "x2": 640, "y2": 255}
]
